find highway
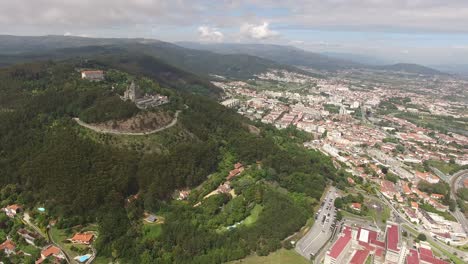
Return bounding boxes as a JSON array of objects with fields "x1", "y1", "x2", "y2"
[{"x1": 295, "y1": 187, "x2": 338, "y2": 260}]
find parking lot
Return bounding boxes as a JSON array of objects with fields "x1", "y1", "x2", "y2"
[{"x1": 295, "y1": 187, "x2": 338, "y2": 260}]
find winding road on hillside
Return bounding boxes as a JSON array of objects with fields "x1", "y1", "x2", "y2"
[
  {"x1": 23, "y1": 213, "x2": 72, "y2": 264},
  {"x1": 74, "y1": 110, "x2": 181, "y2": 136}
]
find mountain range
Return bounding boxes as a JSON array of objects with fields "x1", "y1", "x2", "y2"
[{"x1": 0, "y1": 35, "x2": 445, "y2": 79}]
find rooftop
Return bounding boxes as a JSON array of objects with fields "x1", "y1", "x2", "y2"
[
  {"x1": 386, "y1": 224, "x2": 399, "y2": 252},
  {"x1": 328, "y1": 226, "x2": 352, "y2": 259}
]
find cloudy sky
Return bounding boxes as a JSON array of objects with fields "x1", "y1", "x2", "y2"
[{"x1": 2, "y1": 0, "x2": 468, "y2": 65}]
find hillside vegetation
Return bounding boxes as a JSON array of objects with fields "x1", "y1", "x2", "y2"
[{"x1": 0, "y1": 59, "x2": 345, "y2": 263}]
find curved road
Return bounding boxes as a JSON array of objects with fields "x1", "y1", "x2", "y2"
[
  {"x1": 23, "y1": 213, "x2": 72, "y2": 264},
  {"x1": 74, "y1": 110, "x2": 181, "y2": 136},
  {"x1": 449, "y1": 169, "x2": 468, "y2": 233}
]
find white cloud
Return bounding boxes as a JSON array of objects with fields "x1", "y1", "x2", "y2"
[
  {"x1": 64, "y1": 32, "x2": 72, "y2": 36},
  {"x1": 197, "y1": 26, "x2": 224, "y2": 42},
  {"x1": 240, "y1": 22, "x2": 279, "y2": 40}
]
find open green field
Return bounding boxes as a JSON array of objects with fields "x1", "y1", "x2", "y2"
[
  {"x1": 142, "y1": 223, "x2": 163, "y2": 240},
  {"x1": 227, "y1": 249, "x2": 309, "y2": 264},
  {"x1": 243, "y1": 204, "x2": 263, "y2": 227},
  {"x1": 426, "y1": 160, "x2": 467, "y2": 175},
  {"x1": 49, "y1": 227, "x2": 91, "y2": 259}
]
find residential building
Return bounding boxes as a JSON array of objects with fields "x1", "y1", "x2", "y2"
[
  {"x1": 350, "y1": 203, "x2": 362, "y2": 212},
  {"x1": 0, "y1": 240, "x2": 16, "y2": 256},
  {"x1": 2, "y1": 204, "x2": 22, "y2": 217},
  {"x1": 227, "y1": 163, "x2": 244, "y2": 180},
  {"x1": 17, "y1": 228, "x2": 39, "y2": 245},
  {"x1": 70, "y1": 233, "x2": 94, "y2": 245},
  {"x1": 36, "y1": 245, "x2": 65, "y2": 264}
]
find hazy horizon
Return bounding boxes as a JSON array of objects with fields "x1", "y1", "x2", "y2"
[{"x1": 1, "y1": 0, "x2": 468, "y2": 65}]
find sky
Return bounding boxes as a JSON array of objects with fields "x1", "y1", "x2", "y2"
[{"x1": 1, "y1": 0, "x2": 468, "y2": 65}]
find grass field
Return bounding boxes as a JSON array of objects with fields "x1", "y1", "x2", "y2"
[
  {"x1": 142, "y1": 223, "x2": 163, "y2": 240},
  {"x1": 227, "y1": 249, "x2": 309, "y2": 264},
  {"x1": 49, "y1": 227, "x2": 91, "y2": 259},
  {"x1": 426, "y1": 160, "x2": 466, "y2": 175},
  {"x1": 243, "y1": 204, "x2": 263, "y2": 227}
]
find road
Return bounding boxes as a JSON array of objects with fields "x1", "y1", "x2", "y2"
[
  {"x1": 376, "y1": 192, "x2": 468, "y2": 261},
  {"x1": 449, "y1": 169, "x2": 468, "y2": 233},
  {"x1": 295, "y1": 187, "x2": 338, "y2": 260},
  {"x1": 23, "y1": 213, "x2": 72, "y2": 264},
  {"x1": 74, "y1": 110, "x2": 181, "y2": 136}
]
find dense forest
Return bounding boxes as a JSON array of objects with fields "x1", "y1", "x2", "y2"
[{"x1": 0, "y1": 59, "x2": 344, "y2": 263}]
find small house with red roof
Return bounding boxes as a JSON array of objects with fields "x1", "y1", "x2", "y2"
[
  {"x1": 0, "y1": 239, "x2": 16, "y2": 256},
  {"x1": 226, "y1": 163, "x2": 244, "y2": 180},
  {"x1": 350, "y1": 203, "x2": 362, "y2": 212},
  {"x1": 36, "y1": 245, "x2": 65, "y2": 264},
  {"x1": 69, "y1": 233, "x2": 94, "y2": 245},
  {"x1": 2, "y1": 204, "x2": 22, "y2": 218}
]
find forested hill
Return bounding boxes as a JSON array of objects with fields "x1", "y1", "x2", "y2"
[
  {"x1": 0, "y1": 60, "x2": 350, "y2": 263},
  {"x1": 0, "y1": 47, "x2": 222, "y2": 97},
  {"x1": 0, "y1": 35, "x2": 311, "y2": 80}
]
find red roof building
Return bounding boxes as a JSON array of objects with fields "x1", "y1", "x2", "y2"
[
  {"x1": 406, "y1": 246, "x2": 449, "y2": 264},
  {"x1": 227, "y1": 163, "x2": 244, "y2": 180},
  {"x1": 325, "y1": 226, "x2": 352, "y2": 264},
  {"x1": 70, "y1": 233, "x2": 94, "y2": 244},
  {"x1": 350, "y1": 203, "x2": 362, "y2": 211},
  {"x1": 2, "y1": 204, "x2": 23, "y2": 217},
  {"x1": 0, "y1": 239, "x2": 16, "y2": 255},
  {"x1": 385, "y1": 223, "x2": 401, "y2": 263},
  {"x1": 36, "y1": 245, "x2": 65, "y2": 264},
  {"x1": 350, "y1": 249, "x2": 370, "y2": 264}
]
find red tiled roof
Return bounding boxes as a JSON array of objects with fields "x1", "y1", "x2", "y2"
[
  {"x1": 0, "y1": 240, "x2": 15, "y2": 251},
  {"x1": 367, "y1": 229, "x2": 385, "y2": 248},
  {"x1": 386, "y1": 224, "x2": 399, "y2": 252},
  {"x1": 419, "y1": 247, "x2": 433, "y2": 257},
  {"x1": 71, "y1": 233, "x2": 94, "y2": 243},
  {"x1": 6, "y1": 204, "x2": 22, "y2": 211},
  {"x1": 350, "y1": 249, "x2": 370, "y2": 264},
  {"x1": 420, "y1": 253, "x2": 449, "y2": 264},
  {"x1": 406, "y1": 249, "x2": 419, "y2": 264},
  {"x1": 328, "y1": 227, "x2": 352, "y2": 259},
  {"x1": 42, "y1": 245, "x2": 61, "y2": 257}
]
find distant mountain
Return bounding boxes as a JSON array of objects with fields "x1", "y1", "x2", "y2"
[
  {"x1": 0, "y1": 36, "x2": 446, "y2": 78},
  {"x1": 177, "y1": 42, "x2": 362, "y2": 71},
  {"x1": 430, "y1": 64, "x2": 468, "y2": 76},
  {"x1": 177, "y1": 42, "x2": 446, "y2": 76},
  {"x1": 375, "y1": 63, "x2": 444, "y2": 75},
  {"x1": 0, "y1": 35, "x2": 162, "y2": 54},
  {"x1": 321, "y1": 52, "x2": 390, "y2": 66},
  {"x1": 0, "y1": 35, "x2": 312, "y2": 80}
]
